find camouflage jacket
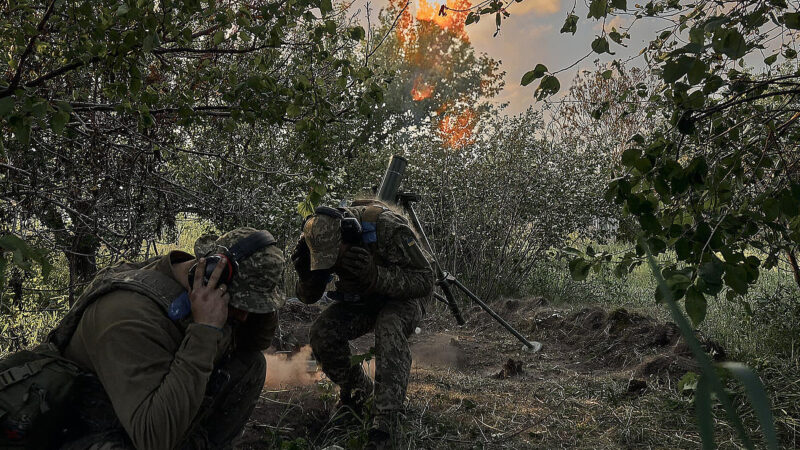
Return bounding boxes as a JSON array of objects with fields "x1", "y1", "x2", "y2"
[{"x1": 297, "y1": 204, "x2": 434, "y2": 303}]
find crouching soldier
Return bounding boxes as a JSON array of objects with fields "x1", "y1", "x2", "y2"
[
  {"x1": 54, "y1": 228, "x2": 285, "y2": 449},
  {"x1": 291, "y1": 200, "x2": 434, "y2": 449}
]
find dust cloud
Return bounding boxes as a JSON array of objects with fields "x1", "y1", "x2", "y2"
[
  {"x1": 264, "y1": 345, "x2": 377, "y2": 388},
  {"x1": 264, "y1": 345, "x2": 322, "y2": 388},
  {"x1": 411, "y1": 334, "x2": 464, "y2": 369}
]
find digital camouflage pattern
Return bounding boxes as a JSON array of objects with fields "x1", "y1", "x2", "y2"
[
  {"x1": 194, "y1": 227, "x2": 285, "y2": 314},
  {"x1": 310, "y1": 298, "x2": 423, "y2": 432},
  {"x1": 303, "y1": 214, "x2": 341, "y2": 270},
  {"x1": 298, "y1": 203, "x2": 434, "y2": 436}
]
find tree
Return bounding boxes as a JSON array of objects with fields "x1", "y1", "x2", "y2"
[
  {"x1": 544, "y1": 62, "x2": 662, "y2": 241},
  {"x1": 359, "y1": 0, "x2": 504, "y2": 148},
  {"x1": 483, "y1": 0, "x2": 800, "y2": 327},
  {"x1": 1, "y1": 0, "x2": 374, "y2": 299}
]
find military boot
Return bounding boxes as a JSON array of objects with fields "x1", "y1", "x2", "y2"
[{"x1": 332, "y1": 385, "x2": 371, "y2": 420}]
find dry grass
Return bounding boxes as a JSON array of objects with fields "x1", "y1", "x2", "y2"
[{"x1": 239, "y1": 299, "x2": 790, "y2": 449}]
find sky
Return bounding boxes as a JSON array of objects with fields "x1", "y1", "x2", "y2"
[{"x1": 348, "y1": 0, "x2": 665, "y2": 116}]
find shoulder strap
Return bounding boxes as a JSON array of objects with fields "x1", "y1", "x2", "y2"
[{"x1": 47, "y1": 266, "x2": 184, "y2": 351}]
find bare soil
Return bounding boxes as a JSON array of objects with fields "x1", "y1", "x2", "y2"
[{"x1": 239, "y1": 298, "x2": 733, "y2": 449}]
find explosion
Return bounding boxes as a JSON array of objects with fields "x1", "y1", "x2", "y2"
[
  {"x1": 391, "y1": 0, "x2": 479, "y2": 149},
  {"x1": 437, "y1": 108, "x2": 476, "y2": 149},
  {"x1": 416, "y1": 0, "x2": 471, "y2": 42},
  {"x1": 411, "y1": 74, "x2": 435, "y2": 101}
]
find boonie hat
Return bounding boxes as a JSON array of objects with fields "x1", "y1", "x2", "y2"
[{"x1": 194, "y1": 227, "x2": 285, "y2": 313}]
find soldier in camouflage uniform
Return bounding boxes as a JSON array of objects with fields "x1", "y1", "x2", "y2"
[
  {"x1": 292, "y1": 200, "x2": 433, "y2": 449},
  {"x1": 59, "y1": 227, "x2": 285, "y2": 449}
]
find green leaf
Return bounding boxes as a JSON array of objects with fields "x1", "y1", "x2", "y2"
[
  {"x1": 521, "y1": 64, "x2": 547, "y2": 86},
  {"x1": 320, "y1": 0, "x2": 333, "y2": 13},
  {"x1": 662, "y1": 57, "x2": 693, "y2": 83},
  {"x1": 764, "y1": 54, "x2": 778, "y2": 65},
  {"x1": 639, "y1": 214, "x2": 661, "y2": 234},
  {"x1": 716, "y1": 29, "x2": 747, "y2": 59},
  {"x1": 687, "y1": 59, "x2": 707, "y2": 85},
  {"x1": 568, "y1": 257, "x2": 591, "y2": 281},
  {"x1": 591, "y1": 36, "x2": 611, "y2": 54},
  {"x1": 718, "y1": 362, "x2": 779, "y2": 450},
  {"x1": 689, "y1": 27, "x2": 705, "y2": 45},
  {"x1": 0, "y1": 96, "x2": 13, "y2": 117},
  {"x1": 679, "y1": 371, "x2": 699, "y2": 394},
  {"x1": 685, "y1": 286, "x2": 707, "y2": 326},
  {"x1": 535, "y1": 75, "x2": 560, "y2": 100},
  {"x1": 610, "y1": 0, "x2": 626, "y2": 10},
  {"x1": 51, "y1": 110, "x2": 70, "y2": 134},
  {"x1": 348, "y1": 26, "x2": 365, "y2": 41},
  {"x1": 724, "y1": 264, "x2": 748, "y2": 295},
  {"x1": 587, "y1": 0, "x2": 608, "y2": 19},
  {"x1": 601, "y1": 69, "x2": 613, "y2": 79},
  {"x1": 703, "y1": 16, "x2": 729, "y2": 31},
  {"x1": 698, "y1": 259, "x2": 723, "y2": 294},
  {"x1": 560, "y1": 13, "x2": 578, "y2": 34},
  {"x1": 350, "y1": 347, "x2": 375, "y2": 365},
  {"x1": 695, "y1": 375, "x2": 716, "y2": 450},
  {"x1": 213, "y1": 30, "x2": 225, "y2": 45},
  {"x1": 784, "y1": 12, "x2": 800, "y2": 30}
]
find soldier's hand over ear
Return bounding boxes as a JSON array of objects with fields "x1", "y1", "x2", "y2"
[
  {"x1": 190, "y1": 258, "x2": 229, "y2": 329},
  {"x1": 337, "y1": 247, "x2": 377, "y2": 292},
  {"x1": 291, "y1": 236, "x2": 312, "y2": 280}
]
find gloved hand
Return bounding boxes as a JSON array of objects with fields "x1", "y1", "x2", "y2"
[
  {"x1": 336, "y1": 246, "x2": 378, "y2": 293},
  {"x1": 291, "y1": 236, "x2": 312, "y2": 280}
]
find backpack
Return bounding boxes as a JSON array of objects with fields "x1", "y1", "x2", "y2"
[{"x1": 0, "y1": 257, "x2": 182, "y2": 449}]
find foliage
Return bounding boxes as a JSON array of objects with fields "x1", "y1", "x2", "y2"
[
  {"x1": 491, "y1": 0, "x2": 800, "y2": 325},
  {"x1": 1, "y1": 0, "x2": 375, "y2": 298},
  {"x1": 644, "y1": 242, "x2": 777, "y2": 450},
  {"x1": 361, "y1": 0, "x2": 504, "y2": 148}
]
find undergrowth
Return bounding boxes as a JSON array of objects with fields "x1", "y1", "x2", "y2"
[{"x1": 522, "y1": 241, "x2": 800, "y2": 447}]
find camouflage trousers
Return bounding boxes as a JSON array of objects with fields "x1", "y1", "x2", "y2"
[
  {"x1": 309, "y1": 297, "x2": 423, "y2": 432},
  {"x1": 60, "y1": 350, "x2": 266, "y2": 450}
]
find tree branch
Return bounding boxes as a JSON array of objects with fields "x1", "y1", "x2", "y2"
[{"x1": 0, "y1": 0, "x2": 56, "y2": 97}]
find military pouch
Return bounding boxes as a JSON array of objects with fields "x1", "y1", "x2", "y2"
[{"x1": 0, "y1": 343, "x2": 81, "y2": 449}]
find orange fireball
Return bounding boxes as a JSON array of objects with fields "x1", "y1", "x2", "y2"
[
  {"x1": 437, "y1": 108, "x2": 476, "y2": 149},
  {"x1": 411, "y1": 74, "x2": 435, "y2": 101}
]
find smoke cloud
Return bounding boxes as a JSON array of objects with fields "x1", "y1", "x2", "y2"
[
  {"x1": 264, "y1": 345, "x2": 323, "y2": 388},
  {"x1": 264, "y1": 345, "x2": 377, "y2": 388},
  {"x1": 412, "y1": 334, "x2": 465, "y2": 369}
]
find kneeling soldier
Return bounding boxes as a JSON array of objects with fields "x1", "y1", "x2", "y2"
[
  {"x1": 292, "y1": 200, "x2": 433, "y2": 449},
  {"x1": 58, "y1": 228, "x2": 284, "y2": 449}
]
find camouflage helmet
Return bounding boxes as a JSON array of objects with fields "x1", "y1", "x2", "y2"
[
  {"x1": 302, "y1": 214, "x2": 342, "y2": 270},
  {"x1": 194, "y1": 227, "x2": 285, "y2": 314}
]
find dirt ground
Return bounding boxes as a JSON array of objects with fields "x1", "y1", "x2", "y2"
[{"x1": 238, "y1": 298, "x2": 734, "y2": 449}]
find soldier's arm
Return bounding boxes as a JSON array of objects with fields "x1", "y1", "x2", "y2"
[
  {"x1": 70, "y1": 292, "x2": 226, "y2": 449},
  {"x1": 370, "y1": 228, "x2": 434, "y2": 299}
]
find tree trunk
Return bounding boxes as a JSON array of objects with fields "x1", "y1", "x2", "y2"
[
  {"x1": 66, "y1": 232, "x2": 99, "y2": 306},
  {"x1": 787, "y1": 249, "x2": 800, "y2": 291}
]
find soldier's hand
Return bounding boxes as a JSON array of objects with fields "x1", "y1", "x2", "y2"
[
  {"x1": 337, "y1": 246, "x2": 377, "y2": 291},
  {"x1": 291, "y1": 236, "x2": 312, "y2": 280},
  {"x1": 190, "y1": 258, "x2": 229, "y2": 329}
]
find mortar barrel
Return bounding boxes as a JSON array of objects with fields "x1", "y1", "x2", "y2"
[{"x1": 377, "y1": 155, "x2": 408, "y2": 204}]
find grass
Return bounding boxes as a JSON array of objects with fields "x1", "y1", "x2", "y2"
[
  {"x1": 2, "y1": 228, "x2": 798, "y2": 447},
  {"x1": 522, "y1": 240, "x2": 800, "y2": 448}
]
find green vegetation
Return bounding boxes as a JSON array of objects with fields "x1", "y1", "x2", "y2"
[{"x1": 2, "y1": 0, "x2": 799, "y2": 447}]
